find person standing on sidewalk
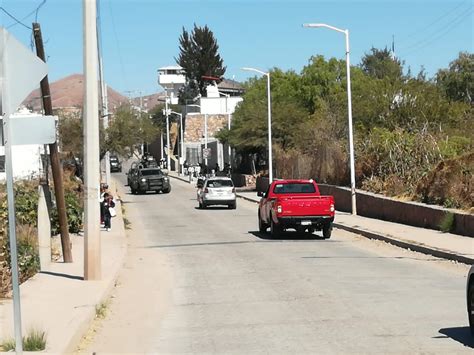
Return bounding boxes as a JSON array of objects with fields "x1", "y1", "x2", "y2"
[{"x1": 101, "y1": 193, "x2": 116, "y2": 232}]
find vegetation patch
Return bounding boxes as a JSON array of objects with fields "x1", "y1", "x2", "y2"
[{"x1": 0, "y1": 328, "x2": 47, "y2": 351}]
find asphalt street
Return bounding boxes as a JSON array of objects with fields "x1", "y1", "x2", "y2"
[{"x1": 82, "y1": 171, "x2": 473, "y2": 354}]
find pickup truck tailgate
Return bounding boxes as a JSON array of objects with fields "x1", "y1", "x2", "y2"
[{"x1": 277, "y1": 196, "x2": 334, "y2": 217}]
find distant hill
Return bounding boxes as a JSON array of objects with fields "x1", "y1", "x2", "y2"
[
  {"x1": 22, "y1": 74, "x2": 129, "y2": 111},
  {"x1": 130, "y1": 92, "x2": 166, "y2": 111}
]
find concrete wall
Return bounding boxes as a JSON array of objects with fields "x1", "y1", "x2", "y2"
[{"x1": 255, "y1": 177, "x2": 474, "y2": 238}]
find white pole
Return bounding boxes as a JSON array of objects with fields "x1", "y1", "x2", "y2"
[
  {"x1": 165, "y1": 90, "x2": 170, "y2": 170},
  {"x1": 345, "y1": 30, "x2": 357, "y2": 215},
  {"x1": 2, "y1": 28, "x2": 23, "y2": 354},
  {"x1": 266, "y1": 72, "x2": 273, "y2": 183},
  {"x1": 103, "y1": 84, "x2": 111, "y2": 185},
  {"x1": 83, "y1": 0, "x2": 101, "y2": 280},
  {"x1": 180, "y1": 113, "x2": 184, "y2": 175},
  {"x1": 228, "y1": 112, "x2": 231, "y2": 165},
  {"x1": 160, "y1": 131, "x2": 163, "y2": 161},
  {"x1": 204, "y1": 113, "x2": 208, "y2": 166}
]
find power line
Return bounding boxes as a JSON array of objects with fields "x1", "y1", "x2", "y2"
[
  {"x1": 107, "y1": 0, "x2": 129, "y2": 91},
  {"x1": 398, "y1": 0, "x2": 470, "y2": 44},
  {"x1": 398, "y1": 2, "x2": 472, "y2": 51},
  {"x1": 1, "y1": 6, "x2": 32, "y2": 29},
  {"x1": 400, "y1": 8, "x2": 473, "y2": 56},
  {"x1": 5, "y1": 0, "x2": 46, "y2": 29}
]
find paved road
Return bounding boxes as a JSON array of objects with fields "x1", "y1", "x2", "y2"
[{"x1": 82, "y1": 172, "x2": 473, "y2": 354}]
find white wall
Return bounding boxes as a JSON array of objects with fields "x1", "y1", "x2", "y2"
[
  {"x1": 0, "y1": 145, "x2": 44, "y2": 181},
  {"x1": 200, "y1": 97, "x2": 243, "y2": 115}
]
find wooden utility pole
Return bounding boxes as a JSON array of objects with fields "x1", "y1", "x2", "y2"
[{"x1": 32, "y1": 22, "x2": 73, "y2": 263}]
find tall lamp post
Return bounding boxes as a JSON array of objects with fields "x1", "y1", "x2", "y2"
[
  {"x1": 303, "y1": 23, "x2": 357, "y2": 215},
  {"x1": 164, "y1": 88, "x2": 171, "y2": 170},
  {"x1": 170, "y1": 111, "x2": 184, "y2": 175},
  {"x1": 218, "y1": 91, "x2": 232, "y2": 166},
  {"x1": 241, "y1": 67, "x2": 273, "y2": 182}
]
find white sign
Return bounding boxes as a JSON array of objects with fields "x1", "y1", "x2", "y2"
[
  {"x1": 203, "y1": 148, "x2": 211, "y2": 159},
  {"x1": 0, "y1": 27, "x2": 48, "y2": 115},
  {"x1": 0, "y1": 115, "x2": 56, "y2": 146}
]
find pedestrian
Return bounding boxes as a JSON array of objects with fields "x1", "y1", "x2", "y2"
[
  {"x1": 101, "y1": 193, "x2": 116, "y2": 232},
  {"x1": 99, "y1": 183, "x2": 109, "y2": 226}
]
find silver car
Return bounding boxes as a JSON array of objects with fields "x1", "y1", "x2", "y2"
[
  {"x1": 197, "y1": 177, "x2": 236, "y2": 209},
  {"x1": 467, "y1": 265, "x2": 474, "y2": 335}
]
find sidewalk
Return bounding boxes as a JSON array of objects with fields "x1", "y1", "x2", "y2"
[
  {"x1": 236, "y1": 190, "x2": 474, "y2": 265},
  {"x1": 0, "y1": 180, "x2": 127, "y2": 354}
]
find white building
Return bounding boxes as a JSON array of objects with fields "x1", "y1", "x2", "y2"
[
  {"x1": 157, "y1": 65, "x2": 186, "y2": 105},
  {"x1": 0, "y1": 107, "x2": 46, "y2": 181}
]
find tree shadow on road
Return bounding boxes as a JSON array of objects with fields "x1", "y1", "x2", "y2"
[{"x1": 437, "y1": 327, "x2": 473, "y2": 348}]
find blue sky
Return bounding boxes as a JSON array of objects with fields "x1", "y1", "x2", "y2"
[{"x1": 2, "y1": 0, "x2": 473, "y2": 96}]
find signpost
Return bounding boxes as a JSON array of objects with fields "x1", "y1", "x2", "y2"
[{"x1": 1, "y1": 27, "x2": 54, "y2": 354}]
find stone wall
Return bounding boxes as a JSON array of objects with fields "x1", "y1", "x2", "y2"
[{"x1": 185, "y1": 114, "x2": 228, "y2": 143}]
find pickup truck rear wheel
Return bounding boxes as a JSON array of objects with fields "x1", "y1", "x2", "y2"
[
  {"x1": 258, "y1": 210, "x2": 268, "y2": 233},
  {"x1": 270, "y1": 217, "x2": 282, "y2": 238},
  {"x1": 323, "y1": 223, "x2": 332, "y2": 239}
]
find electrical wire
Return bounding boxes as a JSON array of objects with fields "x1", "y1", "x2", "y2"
[
  {"x1": 1, "y1": 6, "x2": 32, "y2": 29},
  {"x1": 398, "y1": 2, "x2": 473, "y2": 52},
  {"x1": 397, "y1": 0, "x2": 470, "y2": 44},
  {"x1": 107, "y1": 0, "x2": 129, "y2": 91},
  {"x1": 399, "y1": 8, "x2": 473, "y2": 56},
  {"x1": 3, "y1": 0, "x2": 46, "y2": 29}
]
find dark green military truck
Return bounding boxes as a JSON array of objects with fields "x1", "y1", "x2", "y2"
[{"x1": 129, "y1": 167, "x2": 171, "y2": 194}]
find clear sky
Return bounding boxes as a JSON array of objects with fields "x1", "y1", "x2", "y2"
[{"x1": 2, "y1": 0, "x2": 473, "y2": 96}]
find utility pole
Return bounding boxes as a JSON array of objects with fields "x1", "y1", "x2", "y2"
[
  {"x1": 83, "y1": 0, "x2": 101, "y2": 280},
  {"x1": 96, "y1": 4, "x2": 110, "y2": 185},
  {"x1": 165, "y1": 88, "x2": 170, "y2": 170},
  {"x1": 32, "y1": 22, "x2": 73, "y2": 263}
]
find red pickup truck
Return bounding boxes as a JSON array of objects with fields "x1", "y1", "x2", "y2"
[{"x1": 257, "y1": 179, "x2": 335, "y2": 238}]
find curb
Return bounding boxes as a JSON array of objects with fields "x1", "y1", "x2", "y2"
[
  {"x1": 334, "y1": 223, "x2": 474, "y2": 265},
  {"x1": 236, "y1": 193, "x2": 474, "y2": 266}
]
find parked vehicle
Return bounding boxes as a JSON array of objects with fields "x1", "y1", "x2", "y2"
[
  {"x1": 467, "y1": 265, "x2": 474, "y2": 336},
  {"x1": 257, "y1": 179, "x2": 335, "y2": 238},
  {"x1": 197, "y1": 177, "x2": 236, "y2": 209},
  {"x1": 109, "y1": 155, "x2": 122, "y2": 172},
  {"x1": 128, "y1": 167, "x2": 171, "y2": 194}
]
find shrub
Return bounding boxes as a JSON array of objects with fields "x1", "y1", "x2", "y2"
[
  {"x1": 0, "y1": 328, "x2": 47, "y2": 351},
  {"x1": 439, "y1": 212, "x2": 455, "y2": 233},
  {"x1": 51, "y1": 190, "x2": 83, "y2": 235}
]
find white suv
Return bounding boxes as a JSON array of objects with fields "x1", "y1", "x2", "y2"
[{"x1": 197, "y1": 177, "x2": 236, "y2": 209}]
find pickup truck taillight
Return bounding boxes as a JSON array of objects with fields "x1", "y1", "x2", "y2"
[
  {"x1": 232, "y1": 187, "x2": 235, "y2": 193},
  {"x1": 330, "y1": 204, "x2": 335, "y2": 212}
]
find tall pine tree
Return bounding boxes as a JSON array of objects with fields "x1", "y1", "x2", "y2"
[{"x1": 176, "y1": 24, "x2": 226, "y2": 100}]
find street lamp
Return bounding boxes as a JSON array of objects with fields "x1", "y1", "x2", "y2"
[
  {"x1": 303, "y1": 23, "x2": 357, "y2": 215},
  {"x1": 241, "y1": 67, "x2": 273, "y2": 182},
  {"x1": 218, "y1": 91, "x2": 232, "y2": 168},
  {"x1": 169, "y1": 111, "x2": 184, "y2": 175},
  {"x1": 164, "y1": 89, "x2": 171, "y2": 171}
]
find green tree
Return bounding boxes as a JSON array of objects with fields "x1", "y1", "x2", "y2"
[
  {"x1": 103, "y1": 105, "x2": 160, "y2": 158},
  {"x1": 176, "y1": 24, "x2": 226, "y2": 98},
  {"x1": 436, "y1": 52, "x2": 473, "y2": 104},
  {"x1": 360, "y1": 47, "x2": 403, "y2": 82}
]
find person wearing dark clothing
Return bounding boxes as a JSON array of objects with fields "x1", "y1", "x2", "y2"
[{"x1": 101, "y1": 193, "x2": 115, "y2": 232}]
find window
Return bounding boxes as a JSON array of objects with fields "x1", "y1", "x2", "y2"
[
  {"x1": 0, "y1": 156, "x2": 4, "y2": 172},
  {"x1": 141, "y1": 169, "x2": 162, "y2": 176},
  {"x1": 273, "y1": 183, "x2": 315, "y2": 194},
  {"x1": 207, "y1": 179, "x2": 233, "y2": 188}
]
